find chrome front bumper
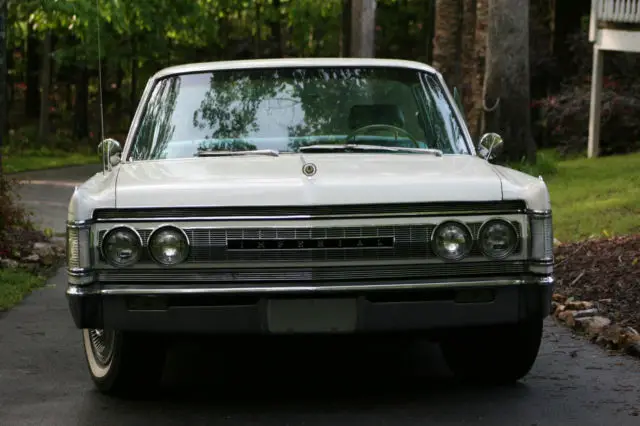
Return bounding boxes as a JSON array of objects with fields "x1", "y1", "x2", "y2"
[{"x1": 66, "y1": 275, "x2": 554, "y2": 334}]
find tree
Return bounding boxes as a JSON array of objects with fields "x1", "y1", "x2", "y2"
[
  {"x1": 483, "y1": 0, "x2": 536, "y2": 163},
  {"x1": 432, "y1": 0, "x2": 463, "y2": 89},
  {"x1": 460, "y1": 0, "x2": 477, "y2": 126},
  {"x1": 0, "y1": 0, "x2": 5, "y2": 175},
  {"x1": 350, "y1": 0, "x2": 376, "y2": 57},
  {"x1": 468, "y1": 0, "x2": 487, "y2": 139}
]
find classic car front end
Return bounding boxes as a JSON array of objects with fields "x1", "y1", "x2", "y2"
[{"x1": 66, "y1": 58, "x2": 554, "y2": 395}]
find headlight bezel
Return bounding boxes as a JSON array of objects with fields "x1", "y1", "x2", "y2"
[
  {"x1": 430, "y1": 220, "x2": 474, "y2": 261},
  {"x1": 100, "y1": 225, "x2": 144, "y2": 268},
  {"x1": 478, "y1": 218, "x2": 519, "y2": 260},
  {"x1": 147, "y1": 225, "x2": 191, "y2": 266}
]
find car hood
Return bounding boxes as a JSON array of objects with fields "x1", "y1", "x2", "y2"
[{"x1": 113, "y1": 154, "x2": 505, "y2": 208}]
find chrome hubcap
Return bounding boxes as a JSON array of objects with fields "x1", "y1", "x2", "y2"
[{"x1": 88, "y1": 329, "x2": 115, "y2": 366}]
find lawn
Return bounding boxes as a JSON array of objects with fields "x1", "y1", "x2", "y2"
[
  {"x1": 542, "y1": 152, "x2": 640, "y2": 243},
  {"x1": 0, "y1": 269, "x2": 47, "y2": 311},
  {"x1": 1, "y1": 150, "x2": 99, "y2": 174}
]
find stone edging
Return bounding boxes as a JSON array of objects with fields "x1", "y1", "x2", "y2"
[{"x1": 552, "y1": 293, "x2": 640, "y2": 359}]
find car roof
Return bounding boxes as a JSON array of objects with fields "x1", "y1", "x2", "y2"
[{"x1": 151, "y1": 57, "x2": 439, "y2": 80}]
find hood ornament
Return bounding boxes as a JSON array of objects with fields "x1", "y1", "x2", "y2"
[{"x1": 302, "y1": 162, "x2": 317, "y2": 177}]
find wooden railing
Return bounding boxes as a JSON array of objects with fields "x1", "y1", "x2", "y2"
[
  {"x1": 595, "y1": 0, "x2": 640, "y2": 22},
  {"x1": 588, "y1": 0, "x2": 640, "y2": 158},
  {"x1": 590, "y1": 0, "x2": 640, "y2": 43}
]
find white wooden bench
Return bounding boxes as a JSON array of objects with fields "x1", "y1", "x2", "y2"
[{"x1": 588, "y1": 0, "x2": 640, "y2": 157}]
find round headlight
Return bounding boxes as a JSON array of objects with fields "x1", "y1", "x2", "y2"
[
  {"x1": 148, "y1": 226, "x2": 190, "y2": 265},
  {"x1": 432, "y1": 221, "x2": 473, "y2": 260},
  {"x1": 479, "y1": 219, "x2": 518, "y2": 259},
  {"x1": 102, "y1": 226, "x2": 143, "y2": 267}
]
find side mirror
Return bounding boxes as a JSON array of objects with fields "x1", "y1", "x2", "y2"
[
  {"x1": 97, "y1": 138, "x2": 122, "y2": 169},
  {"x1": 477, "y1": 133, "x2": 504, "y2": 160}
]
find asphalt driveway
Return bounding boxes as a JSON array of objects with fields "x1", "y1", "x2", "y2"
[{"x1": 0, "y1": 165, "x2": 638, "y2": 425}]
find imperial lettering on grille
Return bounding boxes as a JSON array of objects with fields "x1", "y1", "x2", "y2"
[{"x1": 226, "y1": 237, "x2": 395, "y2": 250}]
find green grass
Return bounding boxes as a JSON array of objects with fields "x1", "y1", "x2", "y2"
[
  {"x1": 540, "y1": 152, "x2": 640, "y2": 243},
  {"x1": 0, "y1": 269, "x2": 47, "y2": 311},
  {"x1": 1, "y1": 150, "x2": 99, "y2": 174}
]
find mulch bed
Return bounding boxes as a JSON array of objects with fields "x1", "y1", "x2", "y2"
[{"x1": 554, "y1": 234, "x2": 640, "y2": 331}]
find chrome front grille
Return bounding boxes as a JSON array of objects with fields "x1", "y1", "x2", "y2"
[
  {"x1": 97, "y1": 261, "x2": 527, "y2": 283},
  {"x1": 97, "y1": 223, "x2": 523, "y2": 264}
]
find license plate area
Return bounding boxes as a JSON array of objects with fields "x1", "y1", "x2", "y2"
[{"x1": 267, "y1": 298, "x2": 358, "y2": 334}]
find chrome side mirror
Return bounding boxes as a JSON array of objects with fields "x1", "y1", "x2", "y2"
[
  {"x1": 477, "y1": 133, "x2": 504, "y2": 160},
  {"x1": 98, "y1": 138, "x2": 122, "y2": 170}
]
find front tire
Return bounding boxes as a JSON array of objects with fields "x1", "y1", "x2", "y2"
[
  {"x1": 440, "y1": 317, "x2": 543, "y2": 384},
  {"x1": 83, "y1": 329, "x2": 167, "y2": 397}
]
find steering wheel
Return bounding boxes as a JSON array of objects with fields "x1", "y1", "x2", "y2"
[{"x1": 345, "y1": 124, "x2": 421, "y2": 148}]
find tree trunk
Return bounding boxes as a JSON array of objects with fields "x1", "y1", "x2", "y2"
[
  {"x1": 271, "y1": 0, "x2": 283, "y2": 57},
  {"x1": 73, "y1": 65, "x2": 89, "y2": 140},
  {"x1": 484, "y1": 0, "x2": 535, "y2": 163},
  {"x1": 254, "y1": 0, "x2": 262, "y2": 58},
  {"x1": 26, "y1": 26, "x2": 40, "y2": 119},
  {"x1": 37, "y1": 31, "x2": 52, "y2": 146},
  {"x1": 350, "y1": 0, "x2": 377, "y2": 57},
  {"x1": 341, "y1": 0, "x2": 352, "y2": 57},
  {"x1": 460, "y1": 0, "x2": 478, "y2": 121},
  {"x1": 469, "y1": 0, "x2": 488, "y2": 140},
  {"x1": 424, "y1": 0, "x2": 436, "y2": 64},
  {"x1": 433, "y1": 0, "x2": 463, "y2": 88},
  {"x1": 130, "y1": 41, "x2": 138, "y2": 120},
  {"x1": 0, "y1": 0, "x2": 6, "y2": 174}
]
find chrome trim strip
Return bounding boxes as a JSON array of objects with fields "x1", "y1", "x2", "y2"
[
  {"x1": 92, "y1": 210, "x2": 528, "y2": 223},
  {"x1": 68, "y1": 267, "x2": 94, "y2": 275},
  {"x1": 526, "y1": 209, "x2": 552, "y2": 218},
  {"x1": 67, "y1": 276, "x2": 554, "y2": 296},
  {"x1": 529, "y1": 259, "x2": 554, "y2": 266},
  {"x1": 66, "y1": 220, "x2": 93, "y2": 229}
]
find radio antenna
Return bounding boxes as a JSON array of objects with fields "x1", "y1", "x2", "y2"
[{"x1": 95, "y1": 0, "x2": 107, "y2": 173}]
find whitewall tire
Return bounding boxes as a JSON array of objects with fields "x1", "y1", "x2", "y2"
[{"x1": 82, "y1": 329, "x2": 167, "y2": 396}]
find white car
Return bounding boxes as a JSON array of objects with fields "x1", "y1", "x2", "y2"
[{"x1": 66, "y1": 58, "x2": 554, "y2": 395}]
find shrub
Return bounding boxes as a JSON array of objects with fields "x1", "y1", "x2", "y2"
[
  {"x1": 0, "y1": 175, "x2": 37, "y2": 256},
  {"x1": 507, "y1": 149, "x2": 559, "y2": 178},
  {"x1": 533, "y1": 82, "x2": 640, "y2": 157}
]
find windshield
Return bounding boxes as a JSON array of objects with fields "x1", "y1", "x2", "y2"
[{"x1": 128, "y1": 67, "x2": 471, "y2": 160}]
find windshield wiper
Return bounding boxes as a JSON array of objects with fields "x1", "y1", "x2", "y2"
[
  {"x1": 298, "y1": 144, "x2": 443, "y2": 157},
  {"x1": 196, "y1": 149, "x2": 280, "y2": 157}
]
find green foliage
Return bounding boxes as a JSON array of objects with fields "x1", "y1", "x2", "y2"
[
  {"x1": 0, "y1": 176, "x2": 35, "y2": 236},
  {"x1": 546, "y1": 152, "x2": 640, "y2": 242},
  {"x1": 0, "y1": 269, "x2": 46, "y2": 311},
  {"x1": 508, "y1": 149, "x2": 559, "y2": 178}
]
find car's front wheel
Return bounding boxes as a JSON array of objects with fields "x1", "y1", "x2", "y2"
[
  {"x1": 440, "y1": 317, "x2": 543, "y2": 384},
  {"x1": 82, "y1": 329, "x2": 167, "y2": 396}
]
